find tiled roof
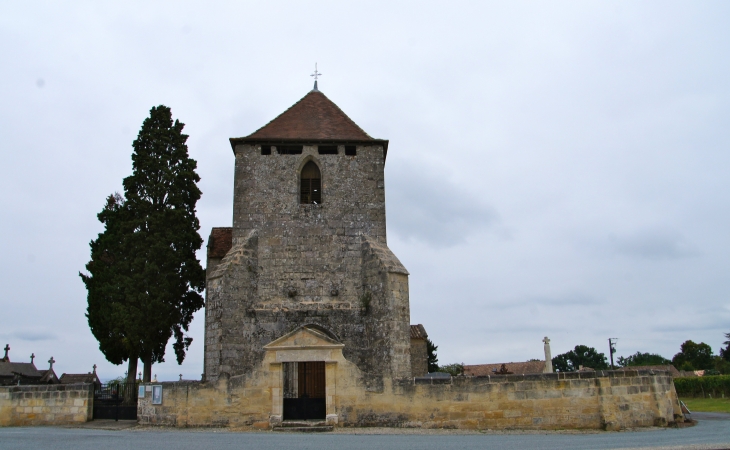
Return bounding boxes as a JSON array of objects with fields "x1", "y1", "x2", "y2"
[
  {"x1": 464, "y1": 361, "x2": 546, "y2": 376},
  {"x1": 244, "y1": 90, "x2": 373, "y2": 141},
  {"x1": 410, "y1": 324, "x2": 428, "y2": 339},
  {"x1": 38, "y1": 369, "x2": 59, "y2": 384},
  {"x1": 208, "y1": 227, "x2": 233, "y2": 259},
  {"x1": 0, "y1": 361, "x2": 41, "y2": 378},
  {"x1": 60, "y1": 373, "x2": 100, "y2": 385}
]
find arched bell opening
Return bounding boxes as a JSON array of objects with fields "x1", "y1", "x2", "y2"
[{"x1": 300, "y1": 161, "x2": 322, "y2": 205}]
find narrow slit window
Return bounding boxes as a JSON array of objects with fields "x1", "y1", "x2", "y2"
[
  {"x1": 300, "y1": 161, "x2": 322, "y2": 205},
  {"x1": 345, "y1": 145, "x2": 357, "y2": 156},
  {"x1": 318, "y1": 145, "x2": 338, "y2": 155}
]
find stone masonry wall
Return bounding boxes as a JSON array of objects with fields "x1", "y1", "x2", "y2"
[
  {"x1": 410, "y1": 338, "x2": 428, "y2": 377},
  {"x1": 0, "y1": 384, "x2": 93, "y2": 426},
  {"x1": 205, "y1": 143, "x2": 412, "y2": 382},
  {"x1": 138, "y1": 364, "x2": 681, "y2": 431}
]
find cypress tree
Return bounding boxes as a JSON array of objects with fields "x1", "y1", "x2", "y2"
[
  {"x1": 81, "y1": 105, "x2": 205, "y2": 382},
  {"x1": 81, "y1": 193, "x2": 141, "y2": 383},
  {"x1": 426, "y1": 338, "x2": 439, "y2": 373}
]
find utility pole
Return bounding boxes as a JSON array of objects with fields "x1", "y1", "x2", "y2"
[{"x1": 608, "y1": 338, "x2": 617, "y2": 369}]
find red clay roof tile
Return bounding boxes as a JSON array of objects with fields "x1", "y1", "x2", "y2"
[
  {"x1": 244, "y1": 90, "x2": 372, "y2": 141},
  {"x1": 410, "y1": 324, "x2": 428, "y2": 339},
  {"x1": 208, "y1": 227, "x2": 233, "y2": 259}
]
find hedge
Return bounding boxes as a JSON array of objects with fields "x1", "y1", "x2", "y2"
[{"x1": 674, "y1": 375, "x2": 730, "y2": 398}]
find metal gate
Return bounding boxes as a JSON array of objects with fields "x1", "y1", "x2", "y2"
[
  {"x1": 93, "y1": 382, "x2": 138, "y2": 420},
  {"x1": 283, "y1": 361, "x2": 326, "y2": 420}
]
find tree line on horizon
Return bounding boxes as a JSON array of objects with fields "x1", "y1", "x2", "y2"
[{"x1": 428, "y1": 332, "x2": 730, "y2": 376}]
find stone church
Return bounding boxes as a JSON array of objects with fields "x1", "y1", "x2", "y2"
[
  {"x1": 203, "y1": 83, "x2": 428, "y2": 422},
  {"x1": 137, "y1": 84, "x2": 681, "y2": 430}
]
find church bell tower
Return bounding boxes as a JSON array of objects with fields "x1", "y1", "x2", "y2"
[{"x1": 203, "y1": 85, "x2": 412, "y2": 384}]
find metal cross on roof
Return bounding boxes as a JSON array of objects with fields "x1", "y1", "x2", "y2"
[
  {"x1": 310, "y1": 63, "x2": 322, "y2": 91},
  {"x1": 48, "y1": 356, "x2": 55, "y2": 369},
  {"x1": 30, "y1": 353, "x2": 35, "y2": 364},
  {"x1": 3, "y1": 344, "x2": 9, "y2": 358}
]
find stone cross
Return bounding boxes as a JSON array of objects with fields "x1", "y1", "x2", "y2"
[
  {"x1": 48, "y1": 356, "x2": 55, "y2": 370},
  {"x1": 30, "y1": 353, "x2": 35, "y2": 364},
  {"x1": 543, "y1": 337, "x2": 553, "y2": 373},
  {"x1": 92, "y1": 364, "x2": 97, "y2": 374},
  {"x1": 179, "y1": 374, "x2": 183, "y2": 381},
  {"x1": 3, "y1": 344, "x2": 9, "y2": 360}
]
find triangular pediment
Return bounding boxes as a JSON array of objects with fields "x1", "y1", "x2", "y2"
[{"x1": 264, "y1": 326, "x2": 344, "y2": 350}]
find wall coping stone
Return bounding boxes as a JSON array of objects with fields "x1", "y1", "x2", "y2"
[{"x1": 405, "y1": 369, "x2": 671, "y2": 387}]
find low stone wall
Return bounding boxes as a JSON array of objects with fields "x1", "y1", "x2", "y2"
[
  {"x1": 0, "y1": 384, "x2": 93, "y2": 426},
  {"x1": 138, "y1": 369, "x2": 682, "y2": 431}
]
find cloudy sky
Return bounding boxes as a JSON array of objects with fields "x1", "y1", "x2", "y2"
[{"x1": 1, "y1": 1, "x2": 728, "y2": 381}]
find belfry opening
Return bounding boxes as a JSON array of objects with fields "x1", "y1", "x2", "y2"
[{"x1": 300, "y1": 161, "x2": 321, "y2": 204}]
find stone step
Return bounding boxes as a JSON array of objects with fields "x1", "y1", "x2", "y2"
[
  {"x1": 273, "y1": 425, "x2": 333, "y2": 432},
  {"x1": 279, "y1": 420, "x2": 327, "y2": 427}
]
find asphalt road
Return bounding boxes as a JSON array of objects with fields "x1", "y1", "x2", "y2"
[{"x1": 0, "y1": 414, "x2": 728, "y2": 450}]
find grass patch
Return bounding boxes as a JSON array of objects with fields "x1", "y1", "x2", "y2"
[{"x1": 680, "y1": 397, "x2": 730, "y2": 413}]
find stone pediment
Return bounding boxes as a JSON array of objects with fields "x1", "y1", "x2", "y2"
[{"x1": 264, "y1": 326, "x2": 344, "y2": 351}]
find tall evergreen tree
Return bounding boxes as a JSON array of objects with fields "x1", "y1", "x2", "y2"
[
  {"x1": 426, "y1": 338, "x2": 439, "y2": 373},
  {"x1": 81, "y1": 105, "x2": 205, "y2": 382},
  {"x1": 81, "y1": 193, "x2": 141, "y2": 383}
]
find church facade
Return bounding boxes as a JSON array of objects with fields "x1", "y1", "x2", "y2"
[{"x1": 136, "y1": 86, "x2": 682, "y2": 430}]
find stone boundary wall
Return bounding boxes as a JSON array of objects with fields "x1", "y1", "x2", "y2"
[
  {"x1": 0, "y1": 384, "x2": 93, "y2": 426},
  {"x1": 138, "y1": 370, "x2": 682, "y2": 430}
]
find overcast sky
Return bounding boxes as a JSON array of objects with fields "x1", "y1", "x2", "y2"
[{"x1": 1, "y1": 1, "x2": 729, "y2": 381}]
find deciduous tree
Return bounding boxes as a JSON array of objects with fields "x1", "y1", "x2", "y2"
[
  {"x1": 720, "y1": 332, "x2": 730, "y2": 362},
  {"x1": 617, "y1": 352, "x2": 671, "y2": 367},
  {"x1": 672, "y1": 340, "x2": 714, "y2": 371},
  {"x1": 552, "y1": 345, "x2": 609, "y2": 372},
  {"x1": 438, "y1": 363, "x2": 464, "y2": 376}
]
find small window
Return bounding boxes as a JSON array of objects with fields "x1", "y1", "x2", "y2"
[
  {"x1": 300, "y1": 161, "x2": 321, "y2": 204},
  {"x1": 261, "y1": 145, "x2": 272, "y2": 155},
  {"x1": 345, "y1": 145, "x2": 356, "y2": 156},
  {"x1": 318, "y1": 145, "x2": 338, "y2": 155},
  {"x1": 278, "y1": 145, "x2": 303, "y2": 155}
]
